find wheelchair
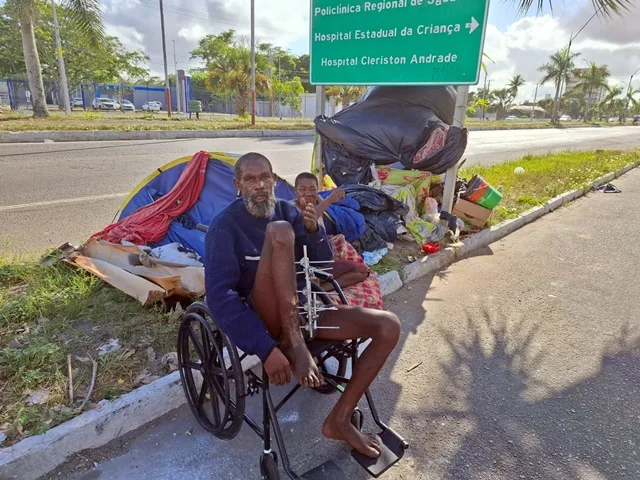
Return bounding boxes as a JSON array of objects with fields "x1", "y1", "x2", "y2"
[{"x1": 176, "y1": 261, "x2": 408, "y2": 479}]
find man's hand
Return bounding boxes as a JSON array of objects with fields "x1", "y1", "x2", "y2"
[
  {"x1": 264, "y1": 347, "x2": 292, "y2": 386},
  {"x1": 327, "y1": 188, "x2": 346, "y2": 205},
  {"x1": 300, "y1": 197, "x2": 318, "y2": 233}
]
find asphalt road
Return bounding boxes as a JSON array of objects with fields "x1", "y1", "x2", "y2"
[
  {"x1": 45, "y1": 167, "x2": 640, "y2": 480},
  {"x1": 1, "y1": 126, "x2": 639, "y2": 256}
]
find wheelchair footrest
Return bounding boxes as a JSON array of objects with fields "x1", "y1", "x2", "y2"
[
  {"x1": 351, "y1": 428, "x2": 408, "y2": 478},
  {"x1": 301, "y1": 460, "x2": 349, "y2": 480}
]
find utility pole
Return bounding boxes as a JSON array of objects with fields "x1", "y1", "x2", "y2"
[
  {"x1": 625, "y1": 66, "x2": 640, "y2": 121},
  {"x1": 278, "y1": 56, "x2": 282, "y2": 119},
  {"x1": 554, "y1": 5, "x2": 602, "y2": 123},
  {"x1": 531, "y1": 83, "x2": 539, "y2": 121},
  {"x1": 159, "y1": 0, "x2": 172, "y2": 117},
  {"x1": 51, "y1": 0, "x2": 71, "y2": 114},
  {"x1": 250, "y1": 0, "x2": 256, "y2": 125},
  {"x1": 173, "y1": 40, "x2": 180, "y2": 114}
]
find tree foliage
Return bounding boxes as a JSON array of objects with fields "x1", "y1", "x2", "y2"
[{"x1": 325, "y1": 86, "x2": 366, "y2": 109}]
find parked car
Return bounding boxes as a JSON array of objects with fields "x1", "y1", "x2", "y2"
[
  {"x1": 633, "y1": 114, "x2": 640, "y2": 125},
  {"x1": 121, "y1": 100, "x2": 135, "y2": 112},
  {"x1": 505, "y1": 115, "x2": 518, "y2": 121},
  {"x1": 71, "y1": 97, "x2": 84, "y2": 109},
  {"x1": 559, "y1": 114, "x2": 572, "y2": 122},
  {"x1": 92, "y1": 97, "x2": 119, "y2": 110},
  {"x1": 608, "y1": 117, "x2": 620, "y2": 123},
  {"x1": 142, "y1": 101, "x2": 162, "y2": 112}
]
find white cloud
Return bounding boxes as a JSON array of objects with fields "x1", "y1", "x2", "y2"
[
  {"x1": 178, "y1": 25, "x2": 208, "y2": 42},
  {"x1": 105, "y1": 24, "x2": 145, "y2": 51}
]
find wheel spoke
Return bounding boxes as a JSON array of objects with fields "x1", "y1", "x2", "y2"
[
  {"x1": 187, "y1": 325, "x2": 207, "y2": 362},
  {"x1": 184, "y1": 360, "x2": 202, "y2": 371},
  {"x1": 198, "y1": 379, "x2": 209, "y2": 406},
  {"x1": 207, "y1": 378, "x2": 221, "y2": 428}
]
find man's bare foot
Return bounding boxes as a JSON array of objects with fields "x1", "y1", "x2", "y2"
[
  {"x1": 322, "y1": 412, "x2": 382, "y2": 458},
  {"x1": 280, "y1": 339, "x2": 323, "y2": 388}
]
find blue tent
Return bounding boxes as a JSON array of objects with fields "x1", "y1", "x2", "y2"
[{"x1": 115, "y1": 152, "x2": 295, "y2": 257}]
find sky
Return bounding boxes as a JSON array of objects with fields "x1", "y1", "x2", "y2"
[{"x1": 100, "y1": 0, "x2": 640, "y2": 102}]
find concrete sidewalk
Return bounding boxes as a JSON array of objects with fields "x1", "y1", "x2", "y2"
[{"x1": 45, "y1": 169, "x2": 640, "y2": 480}]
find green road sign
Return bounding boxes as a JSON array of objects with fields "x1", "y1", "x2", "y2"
[{"x1": 310, "y1": 0, "x2": 490, "y2": 86}]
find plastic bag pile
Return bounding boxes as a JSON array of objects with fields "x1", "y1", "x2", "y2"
[{"x1": 315, "y1": 86, "x2": 468, "y2": 186}]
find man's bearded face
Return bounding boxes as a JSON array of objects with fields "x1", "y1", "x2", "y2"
[{"x1": 237, "y1": 159, "x2": 277, "y2": 218}]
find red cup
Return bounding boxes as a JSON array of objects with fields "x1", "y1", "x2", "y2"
[{"x1": 422, "y1": 242, "x2": 440, "y2": 254}]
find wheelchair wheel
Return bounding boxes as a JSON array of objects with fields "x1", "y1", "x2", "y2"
[
  {"x1": 313, "y1": 354, "x2": 348, "y2": 395},
  {"x1": 177, "y1": 302, "x2": 246, "y2": 440},
  {"x1": 260, "y1": 452, "x2": 280, "y2": 480}
]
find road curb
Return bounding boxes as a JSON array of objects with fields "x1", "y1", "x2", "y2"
[
  {"x1": 2, "y1": 162, "x2": 638, "y2": 480},
  {"x1": 0, "y1": 129, "x2": 315, "y2": 143}
]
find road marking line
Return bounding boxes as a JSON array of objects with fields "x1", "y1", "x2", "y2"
[{"x1": 0, "y1": 193, "x2": 128, "y2": 212}]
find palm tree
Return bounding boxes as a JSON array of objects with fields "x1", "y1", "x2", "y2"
[
  {"x1": 325, "y1": 86, "x2": 367, "y2": 110},
  {"x1": 599, "y1": 85, "x2": 625, "y2": 120},
  {"x1": 207, "y1": 48, "x2": 270, "y2": 118},
  {"x1": 624, "y1": 86, "x2": 640, "y2": 120},
  {"x1": 5, "y1": 0, "x2": 104, "y2": 118},
  {"x1": 539, "y1": 47, "x2": 580, "y2": 123},
  {"x1": 491, "y1": 88, "x2": 515, "y2": 120},
  {"x1": 508, "y1": 74, "x2": 526, "y2": 98},
  {"x1": 573, "y1": 62, "x2": 609, "y2": 121},
  {"x1": 513, "y1": 0, "x2": 631, "y2": 16}
]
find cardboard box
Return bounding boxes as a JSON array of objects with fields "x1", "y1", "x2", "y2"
[{"x1": 453, "y1": 198, "x2": 492, "y2": 228}]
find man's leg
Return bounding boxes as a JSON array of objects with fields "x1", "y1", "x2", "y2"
[
  {"x1": 315, "y1": 306, "x2": 401, "y2": 458},
  {"x1": 251, "y1": 221, "x2": 322, "y2": 388}
]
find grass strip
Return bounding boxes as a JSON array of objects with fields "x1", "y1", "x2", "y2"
[
  {"x1": 1, "y1": 111, "x2": 635, "y2": 132},
  {"x1": 460, "y1": 149, "x2": 639, "y2": 225}
]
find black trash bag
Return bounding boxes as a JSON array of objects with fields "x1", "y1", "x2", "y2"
[
  {"x1": 315, "y1": 107, "x2": 444, "y2": 167},
  {"x1": 403, "y1": 126, "x2": 468, "y2": 173},
  {"x1": 342, "y1": 185, "x2": 409, "y2": 216},
  {"x1": 322, "y1": 138, "x2": 374, "y2": 186},
  {"x1": 355, "y1": 226, "x2": 388, "y2": 252},
  {"x1": 358, "y1": 86, "x2": 457, "y2": 125},
  {"x1": 315, "y1": 86, "x2": 466, "y2": 186},
  {"x1": 365, "y1": 212, "x2": 403, "y2": 243}
]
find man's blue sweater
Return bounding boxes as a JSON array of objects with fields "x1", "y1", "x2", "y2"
[{"x1": 204, "y1": 199, "x2": 333, "y2": 362}]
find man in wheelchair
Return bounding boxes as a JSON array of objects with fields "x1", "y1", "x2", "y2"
[{"x1": 204, "y1": 152, "x2": 401, "y2": 459}]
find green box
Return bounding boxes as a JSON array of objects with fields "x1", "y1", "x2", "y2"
[{"x1": 310, "y1": 0, "x2": 489, "y2": 86}]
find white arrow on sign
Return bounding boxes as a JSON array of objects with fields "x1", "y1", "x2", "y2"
[{"x1": 465, "y1": 17, "x2": 479, "y2": 34}]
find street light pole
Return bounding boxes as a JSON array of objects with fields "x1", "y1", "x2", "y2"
[
  {"x1": 250, "y1": 0, "x2": 256, "y2": 125},
  {"x1": 554, "y1": 5, "x2": 602, "y2": 123},
  {"x1": 159, "y1": 0, "x2": 172, "y2": 117},
  {"x1": 173, "y1": 40, "x2": 180, "y2": 114},
  {"x1": 531, "y1": 83, "x2": 539, "y2": 121},
  {"x1": 278, "y1": 56, "x2": 282, "y2": 119},
  {"x1": 625, "y1": 66, "x2": 640, "y2": 120},
  {"x1": 51, "y1": 0, "x2": 71, "y2": 114}
]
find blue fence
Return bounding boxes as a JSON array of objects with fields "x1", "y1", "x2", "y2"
[{"x1": 0, "y1": 79, "x2": 184, "y2": 111}]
